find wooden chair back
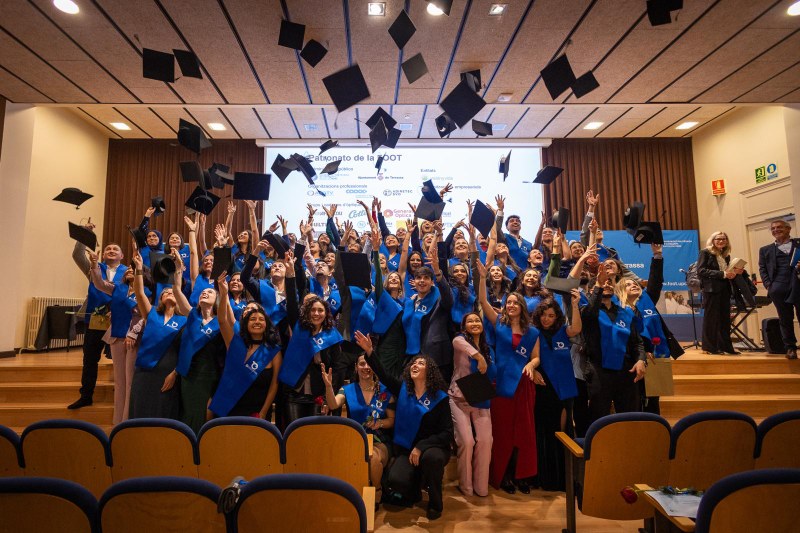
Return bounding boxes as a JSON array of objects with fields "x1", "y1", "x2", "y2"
[
  {"x1": 197, "y1": 417, "x2": 282, "y2": 485},
  {"x1": 755, "y1": 411, "x2": 800, "y2": 469},
  {"x1": 109, "y1": 419, "x2": 198, "y2": 481},
  {"x1": 0, "y1": 477, "x2": 97, "y2": 533}
]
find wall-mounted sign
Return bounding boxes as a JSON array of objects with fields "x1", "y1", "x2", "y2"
[
  {"x1": 755, "y1": 163, "x2": 779, "y2": 184},
  {"x1": 711, "y1": 179, "x2": 726, "y2": 196}
]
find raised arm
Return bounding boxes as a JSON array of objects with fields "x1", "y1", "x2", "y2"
[
  {"x1": 185, "y1": 214, "x2": 200, "y2": 285},
  {"x1": 475, "y1": 260, "x2": 498, "y2": 325},
  {"x1": 284, "y1": 250, "x2": 300, "y2": 328},
  {"x1": 398, "y1": 221, "x2": 414, "y2": 281},
  {"x1": 216, "y1": 273, "x2": 235, "y2": 347},
  {"x1": 565, "y1": 288, "x2": 583, "y2": 337},
  {"x1": 355, "y1": 331, "x2": 402, "y2": 396},
  {"x1": 87, "y1": 250, "x2": 115, "y2": 295},
  {"x1": 240, "y1": 245, "x2": 263, "y2": 301},
  {"x1": 646, "y1": 244, "x2": 664, "y2": 303},
  {"x1": 569, "y1": 244, "x2": 596, "y2": 279},
  {"x1": 580, "y1": 190, "x2": 599, "y2": 247},
  {"x1": 171, "y1": 249, "x2": 192, "y2": 316},
  {"x1": 533, "y1": 211, "x2": 546, "y2": 250},
  {"x1": 197, "y1": 214, "x2": 208, "y2": 257},
  {"x1": 132, "y1": 253, "x2": 152, "y2": 317}
]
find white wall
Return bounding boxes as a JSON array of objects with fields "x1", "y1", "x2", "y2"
[{"x1": 0, "y1": 104, "x2": 109, "y2": 351}]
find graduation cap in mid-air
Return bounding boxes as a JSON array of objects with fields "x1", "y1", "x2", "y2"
[
  {"x1": 54, "y1": 187, "x2": 93, "y2": 209},
  {"x1": 323, "y1": 65, "x2": 370, "y2": 112},
  {"x1": 177, "y1": 119, "x2": 211, "y2": 154},
  {"x1": 173, "y1": 50, "x2": 202, "y2": 79},
  {"x1": 439, "y1": 79, "x2": 487, "y2": 128},
  {"x1": 69, "y1": 222, "x2": 97, "y2": 250},
  {"x1": 498, "y1": 151, "x2": 511, "y2": 181}
]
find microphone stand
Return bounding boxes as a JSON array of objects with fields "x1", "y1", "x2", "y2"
[{"x1": 681, "y1": 269, "x2": 701, "y2": 350}]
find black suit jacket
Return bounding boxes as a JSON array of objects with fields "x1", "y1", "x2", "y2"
[
  {"x1": 696, "y1": 249, "x2": 730, "y2": 294},
  {"x1": 758, "y1": 238, "x2": 800, "y2": 303}
]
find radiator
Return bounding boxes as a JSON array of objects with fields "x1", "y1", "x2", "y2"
[{"x1": 24, "y1": 297, "x2": 85, "y2": 350}]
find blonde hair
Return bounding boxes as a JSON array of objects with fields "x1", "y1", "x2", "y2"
[
  {"x1": 615, "y1": 278, "x2": 640, "y2": 309},
  {"x1": 705, "y1": 231, "x2": 731, "y2": 257}
]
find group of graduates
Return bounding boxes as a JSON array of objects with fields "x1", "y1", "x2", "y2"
[{"x1": 69, "y1": 186, "x2": 680, "y2": 520}]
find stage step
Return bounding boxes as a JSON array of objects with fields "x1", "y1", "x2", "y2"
[
  {"x1": 673, "y1": 374, "x2": 800, "y2": 396},
  {"x1": 672, "y1": 356, "x2": 798, "y2": 376},
  {"x1": 0, "y1": 363, "x2": 113, "y2": 383},
  {"x1": 660, "y1": 394, "x2": 800, "y2": 419},
  {"x1": 0, "y1": 403, "x2": 114, "y2": 428},
  {"x1": 0, "y1": 381, "x2": 114, "y2": 404}
]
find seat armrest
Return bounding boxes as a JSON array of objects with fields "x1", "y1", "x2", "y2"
[{"x1": 556, "y1": 432, "x2": 584, "y2": 458}]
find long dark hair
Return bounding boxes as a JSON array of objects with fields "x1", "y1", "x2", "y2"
[
  {"x1": 449, "y1": 262, "x2": 472, "y2": 305},
  {"x1": 299, "y1": 294, "x2": 335, "y2": 331},
  {"x1": 486, "y1": 265, "x2": 512, "y2": 303},
  {"x1": 459, "y1": 312, "x2": 490, "y2": 362},
  {"x1": 519, "y1": 268, "x2": 548, "y2": 298},
  {"x1": 499, "y1": 291, "x2": 531, "y2": 333},
  {"x1": 530, "y1": 298, "x2": 566, "y2": 332},
  {"x1": 235, "y1": 230, "x2": 253, "y2": 256},
  {"x1": 239, "y1": 303, "x2": 280, "y2": 347},
  {"x1": 401, "y1": 354, "x2": 447, "y2": 395}
]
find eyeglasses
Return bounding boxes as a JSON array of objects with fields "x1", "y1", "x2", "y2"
[{"x1": 713, "y1": 237, "x2": 728, "y2": 242}]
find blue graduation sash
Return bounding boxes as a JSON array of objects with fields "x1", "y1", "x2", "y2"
[
  {"x1": 538, "y1": 326, "x2": 577, "y2": 400},
  {"x1": 278, "y1": 325, "x2": 344, "y2": 387},
  {"x1": 373, "y1": 291, "x2": 404, "y2": 335},
  {"x1": 230, "y1": 297, "x2": 247, "y2": 321},
  {"x1": 258, "y1": 280, "x2": 288, "y2": 325},
  {"x1": 310, "y1": 278, "x2": 341, "y2": 315},
  {"x1": 208, "y1": 334, "x2": 280, "y2": 416},
  {"x1": 403, "y1": 271, "x2": 417, "y2": 296},
  {"x1": 189, "y1": 274, "x2": 214, "y2": 307},
  {"x1": 135, "y1": 307, "x2": 187, "y2": 369},
  {"x1": 524, "y1": 295, "x2": 542, "y2": 314},
  {"x1": 494, "y1": 322, "x2": 540, "y2": 398},
  {"x1": 450, "y1": 285, "x2": 476, "y2": 325},
  {"x1": 109, "y1": 282, "x2": 149, "y2": 338},
  {"x1": 141, "y1": 244, "x2": 164, "y2": 269},
  {"x1": 393, "y1": 382, "x2": 447, "y2": 450},
  {"x1": 343, "y1": 382, "x2": 392, "y2": 428},
  {"x1": 380, "y1": 243, "x2": 401, "y2": 272},
  {"x1": 355, "y1": 293, "x2": 377, "y2": 335},
  {"x1": 579, "y1": 290, "x2": 589, "y2": 307},
  {"x1": 402, "y1": 286, "x2": 440, "y2": 355},
  {"x1": 635, "y1": 292, "x2": 670, "y2": 357},
  {"x1": 505, "y1": 234, "x2": 532, "y2": 271},
  {"x1": 598, "y1": 297, "x2": 635, "y2": 370},
  {"x1": 176, "y1": 308, "x2": 220, "y2": 376},
  {"x1": 86, "y1": 263, "x2": 127, "y2": 322},
  {"x1": 348, "y1": 287, "x2": 368, "y2": 337}
]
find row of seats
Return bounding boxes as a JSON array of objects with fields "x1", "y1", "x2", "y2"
[
  {"x1": 555, "y1": 410, "x2": 800, "y2": 532},
  {"x1": 0, "y1": 416, "x2": 370, "y2": 498},
  {"x1": 0, "y1": 473, "x2": 367, "y2": 533}
]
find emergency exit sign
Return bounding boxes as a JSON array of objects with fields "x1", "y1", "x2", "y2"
[{"x1": 712, "y1": 179, "x2": 726, "y2": 196}]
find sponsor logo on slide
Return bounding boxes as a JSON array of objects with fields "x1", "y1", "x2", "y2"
[
  {"x1": 349, "y1": 209, "x2": 367, "y2": 218},
  {"x1": 383, "y1": 189, "x2": 413, "y2": 197}
]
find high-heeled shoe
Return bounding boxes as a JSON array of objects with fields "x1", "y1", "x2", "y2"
[
  {"x1": 500, "y1": 480, "x2": 516, "y2": 494},
  {"x1": 515, "y1": 480, "x2": 531, "y2": 494}
]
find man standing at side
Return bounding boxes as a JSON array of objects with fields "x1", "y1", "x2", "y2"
[{"x1": 758, "y1": 220, "x2": 800, "y2": 359}]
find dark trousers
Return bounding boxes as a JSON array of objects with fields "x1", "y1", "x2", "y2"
[
  {"x1": 586, "y1": 365, "x2": 641, "y2": 425},
  {"x1": 79, "y1": 328, "x2": 108, "y2": 399},
  {"x1": 385, "y1": 446, "x2": 450, "y2": 512},
  {"x1": 702, "y1": 286, "x2": 734, "y2": 353},
  {"x1": 573, "y1": 379, "x2": 590, "y2": 438},
  {"x1": 768, "y1": 284, "x2": 800, "y2": 349}
]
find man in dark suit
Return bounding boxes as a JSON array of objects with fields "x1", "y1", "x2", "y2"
[{"x1": 758, "y1": 220, "x2": 800, "y2": 359}]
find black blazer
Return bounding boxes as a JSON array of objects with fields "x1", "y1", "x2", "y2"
[
  {"x1": 758, "y1": 238, "x2": 800, "y2": 288},
  {"x1": 696, "y1": 249, "x2": 731, "y2": 294}
]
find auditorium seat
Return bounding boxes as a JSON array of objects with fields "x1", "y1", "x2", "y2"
[
  {"x1": 20, "y1": 420, "x2": 112, "y2": 498},
  {"x1": 755, "y1": 410, "x2": 800, "y2": 469},
  {"x1": 233, "y1": 473, "x2": 367, "y2": 533},
  {"x1": 109, "y1": 419, "x2": 199, "y2": 481},
  {"x1": 0, "y1": 424, "x2": 23, "y2": 477},
  {"x1": 197, "y1": 417, "x2": 283, "y2": 486},
  {"x1": 668, "y1": 411, "x2": 756, "y2": 489},
  {"x1": 98, "y1": 476, "x2": 226, "y2": 533},
  {"x1": 556, "y1": 413, "x2": 671, "y2": 533},
  {"x1": 694, "y1": 469, "x2": 800, "y2": 533},
  {"x1": 0, "y1": 477, "x2": 98, "y2": 533}
]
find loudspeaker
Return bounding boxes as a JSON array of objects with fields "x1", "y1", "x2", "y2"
[{"x1": 762, "y1": 318, "x2": 785, "y2": 354}]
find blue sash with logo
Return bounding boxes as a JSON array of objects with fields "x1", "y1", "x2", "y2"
[
  {"x1": 279, "y1": 325, "x2": 343, "y2": 387},
  {"x1": 393, "y1": 382, "x2": 447, "y2": 450},
  {"x1": 310, "y1": 278, "x2": 341, "y2": 315},
  {"x1": 494, "y1": 322, "x2": 539, "y2": 398},
  {"x1": 135, "y1": 308, "x2": 187, "y2": 369},
  {"x1": 109, "y1": 283, "x2": 149, "y2": 338},
  {"x1": 86, "y1": 263, "x2": 127, "y2": 322},
  {"x1": 348, "y1": 287, "x2": 368, "y2": 336},
  {"x1": 505, "y1": 234, "x2": 532, "y2": 271},
  {"x1": 343, "y1": 382, "x2": 392, "y2": 428},
  {"x1": 539, "y1": 326, "x2": 577, "y2": 400},
  {"x1": 355, "y1": 293, "x2": 377, "y2": 335},
  {"x1": 380, "y1": 243, "x2": 401, "y2": 272},
  {"x1": 258, "y1": 280, "x2": 288, "y2": 325},
  {"x1": 402, "y1": 286, "x2": 440, "y2": 355},
  {"x1": 635, "y1": 292, "x2": 670, "y2": 357},
  {"x1": 373, "y1": 291, "x2": 404, "y2": 334},
  {"x1": 176, "y1": 308, "x2": 220, "y2": 376},
  {"x1": 230, "y1": 297, "x2": 247, "y2": 321},
  {"x1": 403, "y1": 271, "x2": 417, "y2": 296},
  {"x1": 189, "y1": 274, "x2": 214, "y2": 307},
  {"x1": 209, "y1": 334, "x2": 280, "y2": 416},
  {"x1": 450, "y1": 285, "x2": 476, "y2": 325},
  {"x1": 598, "y1": 297, "x2": 634, "y2": 371}
]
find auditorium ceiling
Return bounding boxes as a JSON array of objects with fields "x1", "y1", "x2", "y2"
[{"x1": 1, "y1": 0, "x2": 798, "y2": 140}]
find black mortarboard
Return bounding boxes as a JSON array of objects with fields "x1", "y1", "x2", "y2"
[
  {"x1": 375, "y1": 156, "x2": 385, "y2": 173},
  {"x1": 319, "y1": 139, "x2": 339, "y2": 154},
  {"x1": 472, "y1": 119, "x2": 492, "y2": 137},
  {"x1": 435, "y1": 113, "x2": 457, "y2": 137},
  {"x1": 646, "y1": 0, "x2": 682, "y2": 26},
  {"x1": 291, "y1": 154, "x2": 317, "y2": 184},
  {"x1": 177, "y1": 119, "x2": 211, "y2": 154},
  {"x1": 180, "y1": 161, "x2": 204, "y2": 183},
  {"x1": 460, "y1": 70, "x2": 481, "y2": 93},
  {"x1": 204, "y1": 168, "x2": 224, "y2": 190},
  {"x1": 533, "y1": 165, "x2": 564, "y2": 185},
  {"x1": 151, "y1": 196, "x2": 165, "y2": 216},
  {"x1": 439, "y1": 79, "x2": 487, "y2": 128},
  {"x1": 416, "y1": 197, "x2": 446, "y2": 222},
  {"x1": 281, "y1": 155, "x2": 300, "y2": 171},
  {"x1": 323, "y1": 65, "x2": 370, "y2": 112},
  {"x1": 544, "y1": 275, "x2": 581, "y2": 296},
  {"x1": 340, "y1": 252, "x2": 372, "y2": 290},
  {"x1": 271, "y1": 155, "x2": 293, "y2": 183},
  {"x1": 142, "y1": 48, "x2": 174, "y2": 83},
  {"x1": 572, "y1": 71, "x2": 599, "y2": 99},
  {"x1": 322, "y1": 160, "x2": 341, "y2": 175},
  {"x1": 300, "y1": 39, "x2": 328, "y2": 67},
  {"x1": 456, "y1": 372, "x2": 496, "y2": 406},
  {"x1": 172, "y1": 50, "x2": 202, "y2": 79},
  {"x1": 69, "y1": 222, "x2": 97, "y2": 250},
  {"x1": 388, "y1": 9, "x2": 416, "y2": 49},
  {"x1": 634, "y1": 221, "x2": 664, "y2": 245},
  {"x1": 293, "y1": 242, "x2": 306, "y2": 260},
  {"x1": 623, "y1": 201, "x2": 645, "y2": 235},
  {"x1": 369, "y1": 118, "x2": 388, "y2": 154},
  {"x1": 366, "y1": 107, "x2": 397, "y2": 131},
  {"x1": 150, "y1": 252, "x2": 177, "y2": 285},
  {"x1": 385, "y1": 127, "x2": 401, "y2": 149},
  {"x1": 184, "y1": 186, "x2": 220, "y2": 216},
  {"x1": 550, "y1": 207, "x2": 570, "y2": 234},
  {"x1": 278, "y1": 19, "x2": 305, "y2": 50},
  {"x1": 262, "y1": 231, "x2": 289, "y2": 256},
  {"x1": 499, "y1": 150, "x2": 511, "y2": 180},
  {"x1": 470, "y1": 200, "x2": 495, "y2": 238},
  {"x1": 233, "y1": 172, "x2": 271, "y2": 201},
  {"x1": 53, "y1": 187, "x2": 93, "y2": 209},
  {"x1": 421, "y1": 179, "x2": 442, "y2": 204},
  {"x1": 427, "y1": 0, "x2": 453, "y2": 16},
  {"x1": 401, "y1": 53, "x2": 428, "y2": 84},
  {"x1": 540, "y1": 54, "x2": 576, "y2": 100},
  {"x1": 128, "y1": 226, "x2": 148, "y2": 250},
  {"x1": 210, "y1": 163, "x2": 234, "y2": 185},
  {"x1": 210, "y1": 246, "x2": 233, "y2": 279}
]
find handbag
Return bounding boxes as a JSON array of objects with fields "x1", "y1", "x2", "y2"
[
  {"x1": 644, "y1": 356, "x2": 674, "y2": 397},
  {"x1": 88, "y1": 312, "x2": 111, "y2": 331}
]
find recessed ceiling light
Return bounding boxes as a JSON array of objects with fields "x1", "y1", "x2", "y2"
[
  {"x1": 497, "y1": 93, "x2": 513, "y2": 102},
  {"x1": 367, "y1": 3, "x2": 385, "y2": 16},
  {"x1": 207, "y1": 122, "x2": 226, "y2": 131},
  {"x1": 53, "y1": 0, "x2": 80, "y2": 15},
  {"x1": 303, "y1": 123, "x2": 318, "y2": 131},
  {"x1": 583, "y1": 121, "x2": 604, "y2": 130},
  {"x1": 110, "y1": 122, "x2": 131, "y2": 131},
  {"x1": 788, "y1": 1, "x2": 800, "y2": 16},
  {"x1": 492, "y1": 123, "x2": 507, "y2": 131},
  {"x1": 488, "y1": 4, "x2": 507, "y2": 15},
  {"x1": 676, "y1": 121, "x2": 698, "y2": 130},
  {"x1": 397, "y1": 123, "x2": 414, "y2": 131},
  {"x1": 426, "y1": 3, "x2": 445, "y2": 16}
]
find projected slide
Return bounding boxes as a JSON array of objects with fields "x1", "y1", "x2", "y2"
[{"x1": 263, "y1": 146, "x2": 543, "y2": 236}]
